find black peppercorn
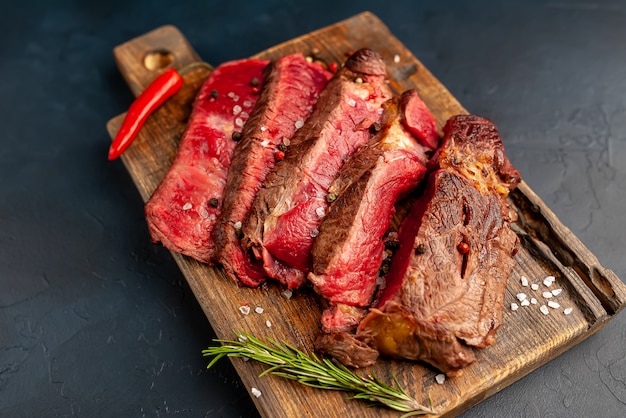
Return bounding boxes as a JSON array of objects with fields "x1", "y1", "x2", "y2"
[
  {"x1": 384, "y1": 239, "x2": 400, "y2": 250},
  {"x1": 415, "y1": 244, "x2": 427, "y2": 255}
]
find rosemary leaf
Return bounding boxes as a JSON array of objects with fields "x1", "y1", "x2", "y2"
[{"x1": 202, "y1": 332, "x2": 435, "y2": 415}]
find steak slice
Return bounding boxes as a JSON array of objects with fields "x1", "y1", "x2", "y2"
[
  {"x1": 145, "y1": 59, "x2": 269, "y2": 263},
  {"x1": 309, "y1": 90, "x2": 438, "y2": 333},
  {"x1": 347, "y1": 115, "x2": 520, "y2": 374},
  {"x1": 213, "y1": 53, "x2": 331, "y2": 287},
  {"x1": 242, "y1": 49, "x2": 393, "y2": 288}
]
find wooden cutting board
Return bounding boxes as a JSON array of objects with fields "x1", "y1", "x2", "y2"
[{"x1": 106, "y1": 12, "x2": 626, "y2": 417}]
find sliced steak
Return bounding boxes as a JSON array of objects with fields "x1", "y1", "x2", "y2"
[
  {"x1": 309, "y1": 90, "x2": 438, "y2": 334},
  {"x1": 242, "y1": 49, "x2": 393, "y2": 288},
  {"x1": 213, "y1": 54, "x2": 331, "y2": 287},
  {"x1": 145, "y1": 59, "x2": 269, "y2": 263},
  {"x1": 353, "y1": 114, "x2": 521, "y2": 375}
]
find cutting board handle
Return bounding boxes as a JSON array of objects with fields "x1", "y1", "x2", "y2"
[
  {"x1": 113, "y1": 25, "x2": 203, "y2": 97},
  {"x1": 107, "y1": 25, "x2": 211, "y2": 177}
]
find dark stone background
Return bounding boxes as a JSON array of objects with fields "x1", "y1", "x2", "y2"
[{"x1": 2, "y1": 0, "x2": 625, "y2": 416}]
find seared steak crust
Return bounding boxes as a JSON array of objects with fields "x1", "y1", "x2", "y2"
[
  {"x1": 213, "y1": 54, "x2": 331, "y2": 287},
  {"x1": 354, "y1": 114, "x2": 521, "y2": 375},
  {"x1": 145, "y1": 59, "x2": 268, "y2": 263},
  {"x1": 309, "y1": 90, "x2": 437, "y2": 319},
  {"x1": 242, "y1": 49, "x2": 393, "y2": 288}
]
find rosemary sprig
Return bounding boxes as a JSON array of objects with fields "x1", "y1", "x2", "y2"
[{"x1": 202, "y1": 332, "x2": 434, "y2": 416}]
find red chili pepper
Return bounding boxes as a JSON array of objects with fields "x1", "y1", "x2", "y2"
[
  {"x1": 328, "y1": 62, "x2": 338, "y2": 73},
  {"x1": 108, "y1": 68, "x2": 184, "y2": 160}
]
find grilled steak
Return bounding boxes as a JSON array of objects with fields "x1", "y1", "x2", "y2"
[
  {"x1": 309, "y1": 90, "x2": 438, "y2": 333},
  {"x1": 213, "y1": 54, "x2": 331, "y2": 287},
  {"x1": 359, "y1": 114, "x2": 521, "y2": 374},
  {"x1": 145, "y1": 59, "x2": 268, "y2": 263},
  {"x1": 321, "y1": 114, "x2": 521, "y2": 374},
  {"x1": 242, "y1": 49, "x2": 393, "y2": 288}
]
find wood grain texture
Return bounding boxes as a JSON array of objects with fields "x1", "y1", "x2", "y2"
[{"x1": 106, "y1": 12, "x2": 626, "y2": 417}]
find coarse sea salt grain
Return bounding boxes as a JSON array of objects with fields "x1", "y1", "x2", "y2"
[
  {"x1": 548, "y1": 301, "x2": 560, "y2": 309},
  {"x1": 266, "y1": 320, "x2": 272, "y2": 328},
  {"x1": 394, "y1": 54, "x2": 401, "y2": 63},
  {"x1": 347, "y1": 98, "x2": 357, "y2": 107},
  {"x1": 511, "y1": 303, "x2": 519, "y2": 311},
  {"x1": 542, "y1": 291, "x2": 553, "y2": 299},
  {"x1": 521, "y1": 299, "x2": 530, "y2": 307},
  {"x1": 520, "y1": 276, "x2": 529, "y2": 287},
  {"x1": 564, "y1": 307, "x2": 573, "y2": 315},
  {"x1": 234, "y1": 221, "x2": 242, "y2": 229},
  {"x1": 551, "y1": 288, "x2": 563, "y2": 296},
  {"x1": 531, "y1": 298, "x2": 538, "y2": 304},
  {"x1": 225, "y1": 93, "x2": 239, "y2": 102},
  {"x1": 295, "y1": 120, "x2": 304, "y2": 129},
  {"x1": 239, "y1": 305, "x2": 251, "y2": 315},
  {"x1": 281, "y1": 289, "x2": 293, "y2": 299},
  {"x1": 182, "y1": 202, "x2": 192, "y2": 210},
  {"x1": 543, "y1": 275, "x2": 556, "y2": 287},
  {"x1": 316, "y1": 207, "x2": 325, "y2": 217},
  {"x1": 540, "y1": 305, "x2": 550, "y2": 315},
  {"x1": 435, "y1": 374, "x2": 446, "y2": 384},
  {"x1": 255, "y1": 306, "x2": 264, "y2": 314},
  {"x1": 251, "y1": 387, "x2": 262, "y2": 398},
  {"x1": 531, "y1": 283, "x2": 540, "y2": 290},
  {"x1": 516, "y1": 293, "x2": 527, "y2": 302}
]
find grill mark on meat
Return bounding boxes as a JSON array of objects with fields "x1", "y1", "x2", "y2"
[
  {"x1": 308, "y1": 90, "x2": 438, "y2": 335},
  {"x1": 213, "y1": 54, "x2": 331, "y2": 287},
  {"x1": 144, "y1": 59, "x2": 269, "y2": 263},
  {"x1": 351, "y1": 114, "x2": 521, "y2": 375},
  {"x1": 241, "y1": 49, "x2": 393, "y2": 289}
]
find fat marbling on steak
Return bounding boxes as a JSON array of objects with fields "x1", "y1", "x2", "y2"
[
  {"x1": 241, "y1": 49, "x2": 393, "y2": 289},
  {"x1": 145, "y1": 59, "x2": 268, "y2": 263},
  {"x1": 213, "y1": 53, "x2": 331, "y2": 287},
  {"x1": 309, "y1": 90, "x2": 439, "y2": 333}
]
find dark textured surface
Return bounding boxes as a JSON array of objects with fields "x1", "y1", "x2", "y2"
[{"x1": 1, "y1": 1, "x2": 625, "y2": 417}]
